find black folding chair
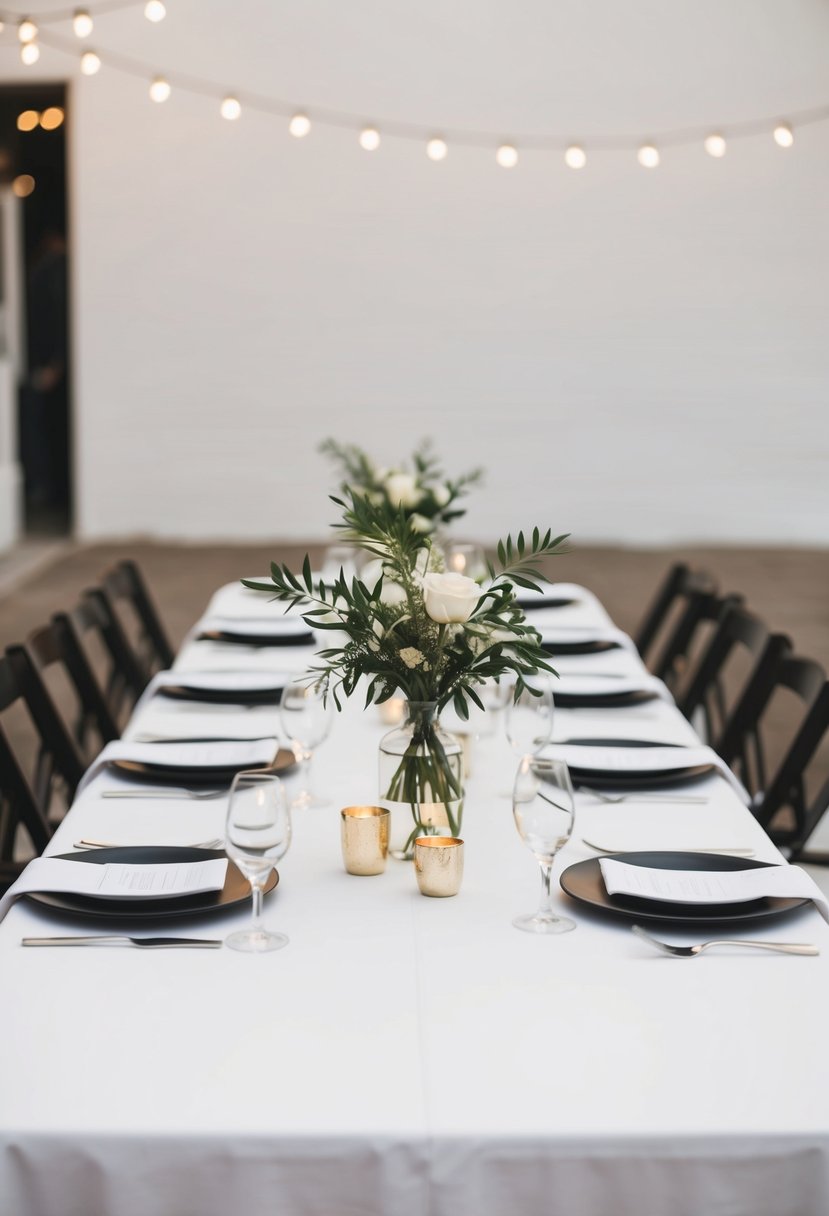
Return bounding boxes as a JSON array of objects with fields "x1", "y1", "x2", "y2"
[
  {"x1": 677, "y1": 606, "x2": 787, "y2": 749},
  {"x1": 651, "y1": 588, "x2": 743, "y2": 694},
  {"x1": 14, "y1": 613, "x2": 120, "y2": 762},
  {"x1": 635, "y1": 562, "x2": 717, "y2": 665},
  {"x1": 98, "y1": 559, "x2": 175, "y2": 679},
  {"x1": 53, "y1": 598, "x2": 134, "y2": 739},
  {"x1": 0, "y1": 652, "x2": 78, "y2": 891},
  {"x1": 742, "y1": 658, "x2": 829, "y2": 860}
]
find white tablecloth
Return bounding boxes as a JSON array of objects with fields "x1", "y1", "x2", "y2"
[{"x1": 2, "y1": 582, "x2": 828, "y2": 1216}]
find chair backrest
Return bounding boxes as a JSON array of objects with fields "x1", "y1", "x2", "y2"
[
  {"x1": 746, "y1": 657, "x2": 829, "y2": 855},
  {"x1": 635, "y1": 562, "x2": 717, "y2": 663},
  {"x1": 98, "y1": 560, "x2": 175, "y2": 678},
  {"x1": 677, "y1": 605, "x2": 781, "y2": 751},
  {"x1": 83, "y1": 585, "x2": 154, "y2": 710},
  {"x1": 650, "y1": 589, "x2": 743, "y2": 692},
  {"x1": 0, "y1": 654, "x2": 59, "y2": 877},
  {"x1": 4, "y1": 643, "x2": 87, "y2": 810},
  {"x1": 24, "y1": 612, "x2": 121, "y2": 754}
]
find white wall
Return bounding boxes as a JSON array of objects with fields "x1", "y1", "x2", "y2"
[{"x1": 5, "y1": 0, "x2": 829, "y2": 545}]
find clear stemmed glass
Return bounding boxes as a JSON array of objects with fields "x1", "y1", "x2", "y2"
[
  {"x1": 280, "y1": 679, "x2": 333, "y2": 808},
  {"x1": 504, "y1": 673, "x2": 555, "y2": 758},
  {"x1": 224, "y1": 771, "x2": 292, "y2": 953},
  {"x1": 512, "y1": 756, "x2": 576, "y2": 934}
]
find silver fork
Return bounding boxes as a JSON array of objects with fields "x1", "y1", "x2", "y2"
[
  {"x1": 100, "y1": 787, "x2": 228, "y2": 800},
  {"x1": 582, "y1": 837, "x2": 755, "y2": 857},
  {"x1": 73, "y1": 837, "x2": 225, "y2": 850},
  {"x1": 578, "y1": 786, "x2": 708, "y2": 805},
  {"x1": 631, "y1": 925, "x2": 818, "y2": 958}
]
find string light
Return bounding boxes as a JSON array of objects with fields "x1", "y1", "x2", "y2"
[
  {"x1": 773, "y1": 123, "x2": 794, "y2": 148},
  {"x1": 20, "y1": 41, "x2": 40, "y2": 65},
  {"x1": 704, "y1": 133, "x2": 727, "y2": 158},
  {"x1": 564, "y1": 145, "x2": 587, "y2": 169},
  {"x1": 220, "y1": 96, "x2": 241, "y2": 121},
  {"x1": 149, "y1": 76, "x2": 171, "y2": 102},
  {"x1": 73, "y1": 9, "x2": 93, "y2": 37},
  {"x1": 12, "y1": 174, "x2": 36, "y2": 198},
  {"x1": 144, "y1": 0, "x2": 166, "y2": 21},
  {"x1": 426, "y1": 137, "x2": 447, "y2": 161},
  {"x1": 289, "y1": 112, "x2": 311, "y2": 138},
  {"x1": 40, "y1": 106, "x2": 65, "y2": 129},
  {"x1": 18, "y1": 18, "x2": 37, "y2": 42},
  {"x1": 637, "y1": 143, "x2": 660, "y2": 168},
  {"x1": 16, "y1": 109, "x2": 39, "y2": 132},
  {"x1": 80, "y1": 49, "x2": 101, "y2": 74},
  {"x1": 359, "y1": 127, "x2": 380, "y2": 151},
  {"x1": 496, "y1": 144, "x2": 518, "y2": 168}
]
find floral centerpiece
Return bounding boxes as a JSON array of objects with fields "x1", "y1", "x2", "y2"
[
  {"x1": 319, "y1": 438, "x2": 482, "y2": 534},
  {"x1": 244, "y1": 491, "x2": 567, "y2": 855}
]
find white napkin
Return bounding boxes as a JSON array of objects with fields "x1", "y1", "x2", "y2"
[
  {"x1": 154, "y1": 670, "x2": 287, "y2": 693},
  {"x1": 547, "y1": 743, "x2": 750, "y2": 804},
  {"x1": 76, "y1": 737, "x2": 277, "y2": 796},
  {"x1": 197, "y1": 615, "x2": 312, "y2": 639},
  {"x1": 0, "y1": 856, "x2": 228, "y2": 924},
  {"x1": 553, "y1": 673, "x2": 671, "y2": 701},
  {"x1": 599, "y1": 857, "x2": 829, "y2": 922}
]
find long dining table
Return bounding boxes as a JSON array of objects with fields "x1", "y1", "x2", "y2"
[{"x1": 2, "y1": 576, "x2": 828, "y2": 1216}]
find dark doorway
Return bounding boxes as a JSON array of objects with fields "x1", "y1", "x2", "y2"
[{"x1": 0, "y1": 83, "x2": 70, "y2": 536}]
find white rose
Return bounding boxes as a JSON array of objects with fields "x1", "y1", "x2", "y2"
[
  {"x1": 432, "y1": 484, "x2": 451, "y2": 508},
  {"x1": 384, "y1": 471, "x2": 422, "y2": 509},
  {"x1": 422, "y1": 572, "x2": 481, "y2": 624},
  {"x1": 380, "y1": 580, "x2": 407, "y2": 606},
  {"x1": 409, "y1": 513, "x2": 433, "y2": 534},
  {"x1": 361, "y1": 559, "x2": 384, "y2": 588}
]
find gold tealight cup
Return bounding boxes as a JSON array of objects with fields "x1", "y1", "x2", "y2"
[
  {"x1": 413, "y1": 837, "x2": 464, "y2": 898},
  {"x1": 340, "y1": 806, "x2": 390, "y2": 876}
]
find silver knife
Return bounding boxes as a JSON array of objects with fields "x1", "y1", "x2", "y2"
[{"x1": 22, "y1": 936, "x2": 222, "y2": 949}]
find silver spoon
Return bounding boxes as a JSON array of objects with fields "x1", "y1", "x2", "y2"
[{"x1": 631, "y1": 925, "x2": 818, "y2": 958}]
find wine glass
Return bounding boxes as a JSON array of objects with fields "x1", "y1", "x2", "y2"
[
  {"x1": 512, "y1": 756, "x2": 576, "y2": 934},
  {"x1": 224, "y1": 771, "x2": 292, "y2": 953},
  {"x1": 280, "y1": 679, "x2": 333, "y2": 808},
  {"x1": 504, "y1": 674, "x2": 554, "y2": 758}
]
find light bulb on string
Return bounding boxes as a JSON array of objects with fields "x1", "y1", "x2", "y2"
[
  {"x1": 13, "y1": 174, "x2": 36, "y2": 198},
  {"x1": 40, "y1": 107, "x2": 64, "y2": 130},
  {"x1": 20, "y1": 42, "x2": 40, "y2": 66},
  {"x1": 289, "y1": 113, "x2": 311, "y2": 138},
  {"x1": 220, "y1": 96, "x2": 241, "y2": 121},
  {"x1": 144, "y1": 1, "x2": 166, "y2": 22},
  {"x1": 17, "y1": 110, "x2": 39, "y2": 132},
  {"x1": 149, "y1": 77, "x2": 171, "y2": 103},
  {"x1": 704, "y1": 133, "x2": 727, "y2": 158},
  {"x1": 18, "y1": 19, "x2": 38, "y2": 43},
  {"x1": 564, "y1": 145, "x2": 587, "y2": 169},
  {"x1": 359, "y1": 127, "x2": 380, "y2": 151},
  {"x1": 426, "y1": 137, "x2": 448, "y2": 161},
  {"x1": 496, "y1": 144, "x2": 518, "y2": 168},
  {"x1": 80, "y1": 50, "x2": 101, "y2": 75},
  {"x1": 637, "y1": 143, "x2": 660, "y2": 168},
  {"x1": 773, "y1": 123, "x2": 794, "y2": 148},
  {"x1": 73, "y1": 9, "x2": 93, "y2": 38}
]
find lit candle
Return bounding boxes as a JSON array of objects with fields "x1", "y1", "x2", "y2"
[{"x1": 378, "y1": 697, "x2": 406, "y2": 726}]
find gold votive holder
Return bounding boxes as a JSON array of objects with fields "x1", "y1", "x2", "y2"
[
  {"x1": 340, "y1": 806, "x2": 390, "y2": 876},
  {"x1": 413, "y1": 837, "x2": 464, "y2": 898}
]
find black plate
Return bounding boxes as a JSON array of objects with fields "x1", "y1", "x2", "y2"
[
  {"x1": 560, "y1": 851, "x2": 809, "y2": 925},
  {"x1": 197, "y1": 629, "x2": 314, "y2": 648},
  {"x1": 157, "y1": 683, "x2": 284, "y2": 706},
  {"x1": 555, "y1": 689, "x2": 659, "y2": 709},
  {"x1": 542, "y1": 639, "x2": 621, "y2": 656},
  {"x1": 25, "y1": 847, "x2": 279, "y2": 921},
  {"x1": 110, "y1": 745, "x2": 297, "y2": 786},
  {"x1": 569, "y1": 762, "x2": 714, "y2": 790},
  {"x1": 518, "y1": 596, "x2": 578, "y2": 610}
]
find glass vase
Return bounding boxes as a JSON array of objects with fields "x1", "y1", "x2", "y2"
[{"x1": 378, "y1": 701, "x2": 464, "y2": 860}]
